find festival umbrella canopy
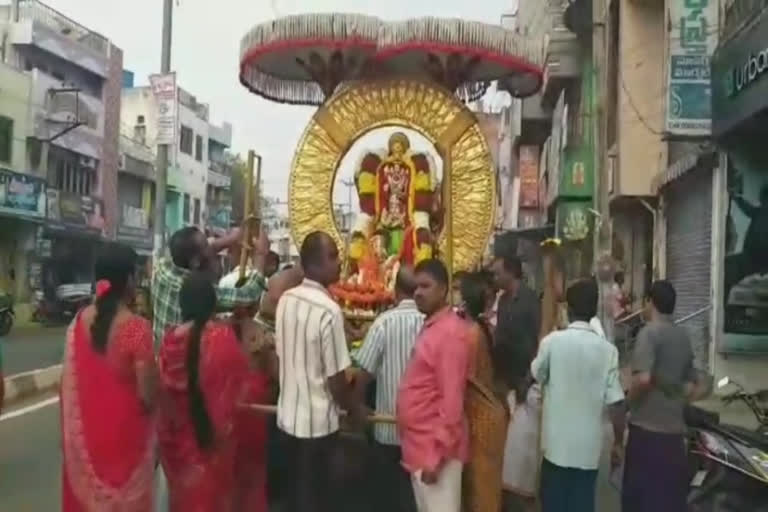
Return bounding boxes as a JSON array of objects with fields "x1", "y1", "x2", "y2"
[
  {"x1": 376, "y1": 17, "x2": 543, "y2": 101},
  {"x1": 239, "y1": 14, "x2": 544, "y2": 105},
  {"x1": 239, "y1": 13, "x2": 382, "y2": 106}
]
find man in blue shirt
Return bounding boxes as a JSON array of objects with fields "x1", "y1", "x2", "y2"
[{"x1": 532, "y1": 279, "x2": 626, "y2": 512}]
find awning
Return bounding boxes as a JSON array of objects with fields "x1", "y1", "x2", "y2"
[{"x1": 652, "y1": 144, "x2": 716, "y2": 194}]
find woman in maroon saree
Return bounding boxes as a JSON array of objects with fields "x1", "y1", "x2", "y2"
[
  {"x1": 60, "y1": 242, "x2": 157, "y2": 512},
  {"x1": 157, "y1": 273, "x2": 250, "y2": 511}
]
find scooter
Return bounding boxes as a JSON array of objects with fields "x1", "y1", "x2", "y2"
[
  {"x1": 0, "y1": 291, "x2": 14, "y2": 336},
  {"x1": 687, "y1": 377, "x2": 768, "y2": 511}
]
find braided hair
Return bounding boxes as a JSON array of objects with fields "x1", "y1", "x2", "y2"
[
  {"x1": 90, "y1": 243, "x2": 138, "y2": 353},
  {"x1": 179, "y1": 273, "x2": 217, "y2": 450}
]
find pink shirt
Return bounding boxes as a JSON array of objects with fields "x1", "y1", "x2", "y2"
[{"x1": 396, "y1": 307, "x2": 471, "y2": 473}]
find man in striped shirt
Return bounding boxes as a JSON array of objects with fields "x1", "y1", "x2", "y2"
[
  {"x1": 354, "y1": 266, "x2": 423, "y2": 512},
  {"x1": 275, "y1": 231, "x2": 362, "y2": 512}
]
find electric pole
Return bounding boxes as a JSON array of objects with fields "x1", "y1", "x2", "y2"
[
  {"x1": 592, "y1": 0, "x2": 615, "y2": 341},
  {"x1": 154, "y1": 0, "x2": 173, "y2": 256}
]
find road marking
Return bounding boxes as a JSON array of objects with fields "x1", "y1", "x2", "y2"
[{"x1": 0, "y1": 396, "x2": 59, "y2": 422}]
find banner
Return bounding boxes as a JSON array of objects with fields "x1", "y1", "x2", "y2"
[
  {"x1": 0, "y1": 168, "x2": 46, "y2": 219},
  {"x1": 722, "y1": 153, "x2": 768, "y2": 352},
  {"x1": 46, "y1": 189, "x2": 105, "y2": 236},
  {"x1": 149, "y1": 72, "x2": 177, "y2": 145},
  {"x1": 518, "y1": 145, "x2": 540, "y2": 208},
  {"x1": 666, "y1": 0, "x2": 719, "y2": 136}
]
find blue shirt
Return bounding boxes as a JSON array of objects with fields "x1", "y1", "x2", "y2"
[
  {"x1": 355, "y1": 299, "x2": 424, "y2": 445},
  {"x1": 532, "y1": 321, "x2": 625, "y2": 470}
]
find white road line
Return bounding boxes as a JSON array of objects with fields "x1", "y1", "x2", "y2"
[{"x1": 0, "y1": 396, "x2": 59, "y2": 422}]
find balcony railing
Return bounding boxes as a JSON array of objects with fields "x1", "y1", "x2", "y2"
[{"x1": 14, "y1": 0, "x2": 109, "y2": 56}]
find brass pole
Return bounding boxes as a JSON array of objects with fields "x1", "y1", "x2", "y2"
[
  {"x1": 443, "y1": 147, "x2": 454, "y2": 305},
  {"x1": 236, "y1": 151, "x2": 261, "y2": 287}
]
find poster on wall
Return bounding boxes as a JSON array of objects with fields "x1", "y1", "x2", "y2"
[
  {"x1": 149, "y1": 72, "x2": 177, "y2": 145},
  {"x1": 666, "y1": 0, "x2": 719, "y2": 136},
  {"x1": 518, "y1": 145, "x2": 540, "y2": 208},
  {"x1": 722, "y1": 155, "x2": 768, "y2": 352}
]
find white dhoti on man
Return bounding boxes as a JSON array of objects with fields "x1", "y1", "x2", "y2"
[{"x1": 410, "y1": 459, "x2": 463, "y2": 512}]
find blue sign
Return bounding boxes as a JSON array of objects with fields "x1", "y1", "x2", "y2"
[{"x1": 0, "y1": 168, "x2": 46, "y2": 220}]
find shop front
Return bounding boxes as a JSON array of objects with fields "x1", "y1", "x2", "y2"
[
  {"x1": 0, "y1": 168, "x2": 46, "y2": 306},
  {"x1": 43, "y1": 189, "x2": 106, "y2": 297},
  {"x1": 711, "y1": 6, "x2": 768, "y2": 382}
]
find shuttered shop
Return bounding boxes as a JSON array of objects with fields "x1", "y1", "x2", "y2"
[{"x1": 664, "y1": 167, "x2": 712, "y2": 365}]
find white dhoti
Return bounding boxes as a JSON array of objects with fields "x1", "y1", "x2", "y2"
[
  {"x1": 155, "y1": 465, "x2": 169, "y2": 511},
  {"x1": 502, "y1": 384, "x2": 542, "y2": 497},
  {"x1": 411, "y1": 459, "x2": 463, "y2": 512}
]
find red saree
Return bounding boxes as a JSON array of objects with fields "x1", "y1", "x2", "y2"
[
  {"x1": 60, "y1": 313, "x2": 156, "y2": 512},
  {"x1": 157, "y1": 322, "x2": 249, "y2": 512},
  {"x1": 234, "y1": 371, "x2": 269, "y2": 511}
]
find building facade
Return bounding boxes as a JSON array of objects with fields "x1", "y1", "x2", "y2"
[
  {"x1": 0, "y1": 0, "x2": 122, "y2": 316},
  {"x1": 121, "y1": 85, "x2": 233, "y2": 239}
]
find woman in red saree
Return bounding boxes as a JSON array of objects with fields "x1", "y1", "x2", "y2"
[
  {"x1": 60, "y1": 242, "x2": 157, "y2": 512},
  {"x1": 157, "y1": 273, "x2": 250, "y2": 512}
]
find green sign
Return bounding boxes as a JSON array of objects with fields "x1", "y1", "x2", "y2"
[
  {"x1": 556, "y1": 201, "x2": 592, "y2": 242},
  {"x1": 559, "y1": 146, "x2": 593, "y2": 199},
  {"x1": 712, "y1": 8, "x2": 768, "y2": 138},
  {"x1": 724, "y1": 47, "x2": 768, "y2": 98},
  {"x1": 666, "y1": 0, "x2": 719, "y2": 136}
]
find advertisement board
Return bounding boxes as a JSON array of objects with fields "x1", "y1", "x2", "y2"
[
  {"x1": 149, "y1": 72, "x2": 178, "y2": 145},
  {"x1": 666, "y1": 0, "x2": 719, "y2": 136}
]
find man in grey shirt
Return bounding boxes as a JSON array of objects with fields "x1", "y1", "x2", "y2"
[{"x1": 623, "y1": 280, "x2": 706, "y2": 512}]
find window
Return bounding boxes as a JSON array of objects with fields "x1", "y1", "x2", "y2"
[
  {"x1": 183, "y1": 194, "x2": 190, "y2": 223},
  {"x1": 180, "y1": 126, "x2": 193, "y2": 155},
  {"x1": 0, "y1": 116, "x2": 12, "y2": 164},
  {"x1": 193, "y1": 198, "x2": 201, "y2": 224},
  {"x1": 54, "y1": 159, "x2": 94, "y2": 196},
  {"x1": 195, "y1": 135, "x2": 203, "y2": 162}
]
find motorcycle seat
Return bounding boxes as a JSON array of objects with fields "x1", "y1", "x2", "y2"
[{"x1": 685, "y1": 404, "x2": 720, "y2": 427}]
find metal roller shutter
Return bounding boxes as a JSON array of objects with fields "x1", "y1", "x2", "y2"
[{"x1": 665, "y1": 167, "x2": 712, "y2": 366}]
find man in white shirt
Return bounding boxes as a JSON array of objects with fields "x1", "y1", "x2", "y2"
[
  {"x1": 275, "y1": 231, "x2": 363, "y2": 512},
  {"x1": 531, "y1": 279, "x2": 626, "y2": 512}
]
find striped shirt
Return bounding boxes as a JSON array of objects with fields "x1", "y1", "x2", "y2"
[
  {"x1": 275, "y1": 279, "x2": 352, "y2": 438},
  {"x1": 355, "y1": 299, "x2": 424, "y2": 445}
]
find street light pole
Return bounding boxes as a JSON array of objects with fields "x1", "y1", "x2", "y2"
[{"x1": 153, "y1": 0, "x2": 173, "y2": 256}]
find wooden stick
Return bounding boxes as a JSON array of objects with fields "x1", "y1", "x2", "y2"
[{"x1": 240, "y1": 403, "x2": 397, "y2": 425}]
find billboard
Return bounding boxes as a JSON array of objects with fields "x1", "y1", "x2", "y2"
[{"x1": 149, "y1": 72, "x2": 178, "y2": 145}]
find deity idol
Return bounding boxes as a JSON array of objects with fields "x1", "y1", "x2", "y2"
[
  {"x1": 331, "y1": 132, "x2": 439, "y2": 319},
  {"x1": 349, "y1": 132, "x2": 438, "y2": 268}
]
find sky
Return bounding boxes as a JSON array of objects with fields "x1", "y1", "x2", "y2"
[{"x1": 45, "y1": 0, "x2": 514, "y2": 201}]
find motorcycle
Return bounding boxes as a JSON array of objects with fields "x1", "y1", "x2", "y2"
[
  {"x1": 0, "y1": 291, "x2": 14, "y2": 336},
  {"x1": 687, "y1": 377, "x2": 768, "y2": 511}
]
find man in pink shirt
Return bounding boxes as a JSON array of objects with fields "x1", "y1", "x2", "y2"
[{"x1": 396, "y1": 259, "x2": 471, "y2": 512}]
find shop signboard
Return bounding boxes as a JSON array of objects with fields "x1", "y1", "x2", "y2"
[
  {"x1": 518, "y1": 145, "x2": 540, "y2": 208},
  {"x1": 666, "y1": 0, "x2": 719, "y2": 136},
  {"x1": 46, "y1": 189, "x2": 105, "y2": 236},
  {"x1": 711, "y1": 7, "x2": 768, "y2": 139},
  {"x1": 117, "y1": 204, "x2": 153, "y2": 250},
  {"x1": 0, "y1": 168, "x2": 46, "y2": 220}
]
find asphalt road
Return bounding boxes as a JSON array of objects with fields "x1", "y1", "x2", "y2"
[
  {"x1": 0, "y1": 392, "x2": 622, "y2": 512},
  {"x1": 0, "y1": 393, "x2": 61, "y2": 511},
  {"x1": 1, "y1": 326, "x2": 66, "y2": 375}
]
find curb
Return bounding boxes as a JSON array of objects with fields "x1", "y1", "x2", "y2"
[{"x1": 3, "y1": 364, "x2": 62, "y2": 405}]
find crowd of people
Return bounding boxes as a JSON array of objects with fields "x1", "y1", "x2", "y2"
[{"x1": 56, "y1": 224, "x2": 708, "y2": 512}]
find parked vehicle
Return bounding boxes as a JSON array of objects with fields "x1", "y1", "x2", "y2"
[
  {"x1": 32, "y1": 284, "x2": 91, "y2": 327},
  {"x1": 687, "y1": 377, "x2": 768, "y2": 511},
  {"x1": 0, "y1": 291, "x2": 14, "y2": 337}
]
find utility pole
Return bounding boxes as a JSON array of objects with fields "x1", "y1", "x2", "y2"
[
  {"x1": 592, "y1": 0, "x2": 615, "y2": 341},
  {"x1": 153, "y1": 0, "x2": 173, "y2": 256}
]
